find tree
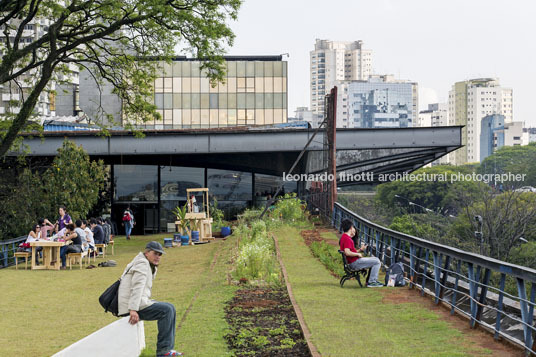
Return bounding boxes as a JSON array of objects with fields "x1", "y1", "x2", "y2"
[
  {"x1": 454, "y1": 187, "x2": 536, "y2": 260},
  {"x1": 43, "y1": 140, "x2": 107, "y2": 219},
  {"x1": 0, "y1": 139, "x2": 106, "y2": 239},
  {"x1": 0, "y1": 0, "x2": 241, "y2": 156},
  {"x1": 478, "y1": 143, "x2": 536, "y2": 188},
  {"x1": 375, "y1": 165, "x2": 480, "y2": 216}
]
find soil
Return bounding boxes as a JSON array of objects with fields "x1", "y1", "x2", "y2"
[
  {"x1": 224, "y1": 288, "x2": 311, "y2": 357},
  {"x1": 300, "y1": 228, "x2": 339, "y2": 247},
  {"x1": 381, "y1": 288, "x2": 525, "y2": 357}
]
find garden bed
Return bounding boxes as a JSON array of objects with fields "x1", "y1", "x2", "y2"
[{"x1": 224, "y1": 287, "x2": 311, "y2": 356}]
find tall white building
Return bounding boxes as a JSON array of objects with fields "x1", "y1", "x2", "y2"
[
  {"x1": 0, "y1": 19, "x2": 79, "y2": 118},
  {"x1": 448, "y1": 78, "x2": 513, "y2": 165},
  {"x1": 310, "y1": 39, "x2": 372, "y2": 117}
]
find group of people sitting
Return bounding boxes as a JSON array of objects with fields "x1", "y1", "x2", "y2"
[{"x1": 21, "y1": 206, "x2": 113, "y2": 269}]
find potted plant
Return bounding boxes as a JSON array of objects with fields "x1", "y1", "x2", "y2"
[
  {"x1": 173, "y1": 204, "x2": 190, "y2": 245},
  {"x1": 210, "y1": 198, "x2": 230, "y2": 237}
]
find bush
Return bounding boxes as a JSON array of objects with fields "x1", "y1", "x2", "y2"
[
  {"x1": 310, "y1": 241, "x2": 344, "y2": 277},
  {"x1": 232, "y1": 219, "x2": 281, "y2": 286},
  {"x1": 270, "y1": 193, "x2": 306, "y2": 222}
]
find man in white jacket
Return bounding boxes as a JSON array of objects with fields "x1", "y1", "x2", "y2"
[{"x1": 118, "y1": 241, "x2": 182, "y2": 357}]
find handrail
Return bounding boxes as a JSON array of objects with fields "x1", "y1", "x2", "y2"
[
  {"x1": 331, "y1": 202, "x2": 536, "y2": 356},
  {"x1": 0, "y1": 236, "x2": 27, "y2": 268},
  {"x1": 335, "y1": 203, "x2": 536, "y2": 283}
]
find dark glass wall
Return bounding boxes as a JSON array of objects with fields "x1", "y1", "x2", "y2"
[
  {"x1": 114, "y1": 165, "x2": 158, "y2": 202},
  {"x1": 159, "y1": 166, "x2": 205, "y2": 230}
]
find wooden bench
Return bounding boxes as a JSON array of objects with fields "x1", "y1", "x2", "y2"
[
  {"x1": 14, "y1": 251, "x2": 31, "y2": 270},
  {"x1": 107, "y1": 239, "x2": 114, "y2": 256},
  {"x1": 95, "y1": 243, "x2": 107, "y2": 258},
  {"x1": 338, "y1": 250, "x2": 371, "y2": 288},
  {"x1": 67, "y1": 250, "x2": 89, "y2": 270}
]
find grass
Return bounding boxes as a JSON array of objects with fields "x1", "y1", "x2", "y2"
[
  {"x1": 0, "y1": 234, "x2": 236, "y2": 357},
  {"x1": 275, "y1": 225, "x2": 493, "y2": 356}
]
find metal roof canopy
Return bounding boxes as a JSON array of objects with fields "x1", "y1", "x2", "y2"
[{"x1": 13, "y1": 126, "x2": 462, "y2": 157}]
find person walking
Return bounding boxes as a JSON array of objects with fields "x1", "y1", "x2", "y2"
[
  {"x1": 122, "y1": 206, "x2": 135, "y2": 240},
  {"x1": 118, "y1": 241, "x2": 182, "y2": 357}
]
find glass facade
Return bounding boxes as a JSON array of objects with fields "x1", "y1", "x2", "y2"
[
  {"x1": 159, "y1": 166, "x2": 205, "y2": 228},
  {"x1": 140, "y1": 57, "x2": 288, "y2": 129},
  {"x1": 348, "y1": 80, "x2": 416, "y2": 128},
  {"x1": 114, "y1": 165, "x2": 158, "y2": 202},
  {"x1": 112, "y1": 165, "x2": 298, "y2": 232}
]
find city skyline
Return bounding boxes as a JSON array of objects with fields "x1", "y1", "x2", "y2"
[{"x1": 222, "y1": 0, "x2": 536, "y2": 126}]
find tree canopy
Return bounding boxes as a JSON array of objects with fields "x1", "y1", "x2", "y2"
[{"x1": 0, "y1": 0, "x2": 241, "y2": 156}]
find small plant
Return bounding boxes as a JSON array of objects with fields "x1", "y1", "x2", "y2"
[
  {"x1": 252, "y1": 335, "x2": 269, "y2": 348},
  {"x1": 173, "y1": 204, "x2": 189, "y2": 235},
  {"x1": 280, "y1": 337, "x2": 296, "y2": 349},
  {"x1": 269, "y1": 326, "x2": 286, "y2": 336}
]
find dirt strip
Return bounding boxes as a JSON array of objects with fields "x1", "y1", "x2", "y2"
[{"x1": 272, "y1": 233, "x2": 321, "y2": 357}]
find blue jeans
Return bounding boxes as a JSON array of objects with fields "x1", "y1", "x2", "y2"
[
  {"x1": 350, "y1": 257, "x2": 381, "y2": 283},
  {"x1": 60, "y1": 245, "x2": 82, "y2": 267},
  {"x1": 137, "y1": 302, "x2": 176, "y2": 356},
  {"x1": 125, "y1": 221, "x2": 132, "y2": 237}
]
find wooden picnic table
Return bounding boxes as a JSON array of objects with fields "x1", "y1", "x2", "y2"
[{"x1": 30, "y1": 240, "x2": 65, "y2": 270}]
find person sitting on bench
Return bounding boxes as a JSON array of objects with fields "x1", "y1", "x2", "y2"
[{"x1": 339, "y1": 219, "x2": 383, "y2": 287}]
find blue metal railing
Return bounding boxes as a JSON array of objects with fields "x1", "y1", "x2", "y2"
[
  {"x1": 332, "y1": 202, "x2": 536, "y2": 356},
  {"x1": 0, "y1": 236, "x2": 28, "y2": 268}
]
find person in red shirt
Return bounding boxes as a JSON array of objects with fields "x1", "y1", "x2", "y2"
[{"x1": 339, "y1": 219, "x2": 383, "y2": 287}]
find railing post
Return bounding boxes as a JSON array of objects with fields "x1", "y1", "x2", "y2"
[
  {"x1": 451, "y1": 260, "x2": 462, "y2": 315},
  {"x1": 439, "y1": 256, "x2": 451, "y2": 302},
  {"x1": 390, "y1": 238, "x2": 396, "y2": 266},
  {"x1": 473, "y1": 268, "x2": 491, "y2": 328},
  {"x1": 517, "y1": 278, "x2": 535, "y2": 355},
  {"x1": 421, "y1": 249, "x2": 429, "y2": 296},
  {"x1": 375, "y1": 231, "x2": 380, "y2": 258},
  {"x1": 409, "y1": 243, "x2": 416, "y2": 288},
  {"x1": 494, "y1": 273, "x2": 506, "y2": 340},
  {"x1": 433, "y1": 252, "x2": 442, "y2": 304},
  {"x1": 468, "y1": 263, "x2": 479, "y2": 328}
]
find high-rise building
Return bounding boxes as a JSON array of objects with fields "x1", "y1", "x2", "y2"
[
  {"x1": 310, "y1": 39, "x2": 372, "y2": 117},
  {"x1": 448, "y1": 78, "x2": 513, "y2": 164},
  {"x1": 130, "y1": 56, "x2": 288, "y2": 129},
  {"x1": 481, "y1": 115, "x2": 526, "y2": 162},
  {"x1": 0, "y1": 19, "x2": 79, "y2": 118},
  {"x1": 339, "y1": 75, "x2": 417, "y2": 128}
]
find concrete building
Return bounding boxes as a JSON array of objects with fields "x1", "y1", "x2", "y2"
[
  {"x1": 310, "y1": 39, "x2": 372, "y2": 117},
  {"x1": 137, "y1": 56, "x2": 288, "y2": 129},
  {"x1": 525, "y1": 128, "x2": 536, "y2": 143},
  {"x1": 0, "y1": 19, "x2": 79, "y2": 118},
  {"x1": 290, "y1": 107, "x2": 323, "y2": 128},
  {"x1": 417, "y1": 103, "x2": 447, "y2": 128},
  {"x1": 339, "y1": 75, "x2": 418, "y2": 128},
  {"x1": 480, "y1": 114, "x2": 526, "y2": 162},
  {"x1": 448, "y1": 78, "x2": 513, "y2": 164}
]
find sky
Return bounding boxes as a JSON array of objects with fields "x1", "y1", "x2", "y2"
[{"x1": 223, "y1": 0, "x2": 536, "y2": 126}]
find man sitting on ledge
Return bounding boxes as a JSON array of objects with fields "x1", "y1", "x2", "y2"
[
  {"x1": 339, "y1": 219, "x2": 383, "y2": 287},
  {"x1": 118, "y1": 241, "x2": 183, "y2": 357}
]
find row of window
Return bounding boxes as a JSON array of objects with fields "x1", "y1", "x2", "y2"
[
  {"x1": 156, "y1": 61, "x2": 287, "y2": 78},
  {"x1": 154, "y1": 77, "x2": 286, "y2": 94},
  {"x1": 134, "y1": 108, "x2": 287, "y2": 127},
  {"x1": 154, "y1": 93, "x2": 287, "y2": 110}
]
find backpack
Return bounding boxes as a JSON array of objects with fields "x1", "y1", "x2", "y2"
[
  {"x1": 122, "y1": 212, "x2": 131, "y2": 222},
  {"x1": 384, "y1": 262, "x2": 406, "y2": 287}
]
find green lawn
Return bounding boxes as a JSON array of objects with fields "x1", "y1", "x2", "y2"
[
  {"x1": 275, "y1": 226, "x2": 492, "y2": 356},
  {"x1": 0, "y1": 235, "x2": 235, "y2": 357}
]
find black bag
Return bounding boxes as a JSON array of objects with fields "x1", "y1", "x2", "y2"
[
  {"x1": 384, "y1": 262, "x2": 406, "y2": 287},
  {"x1": 99, "y1": 266, "x2": 131, "y2": 316},
  {"x1": 99, "y1": 279, "x2": 121, "y2": 316}
]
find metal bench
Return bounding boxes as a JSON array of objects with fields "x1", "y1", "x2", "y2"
[{"x1": 338, "y1": 250, "x2": 371, "y2": 287}]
